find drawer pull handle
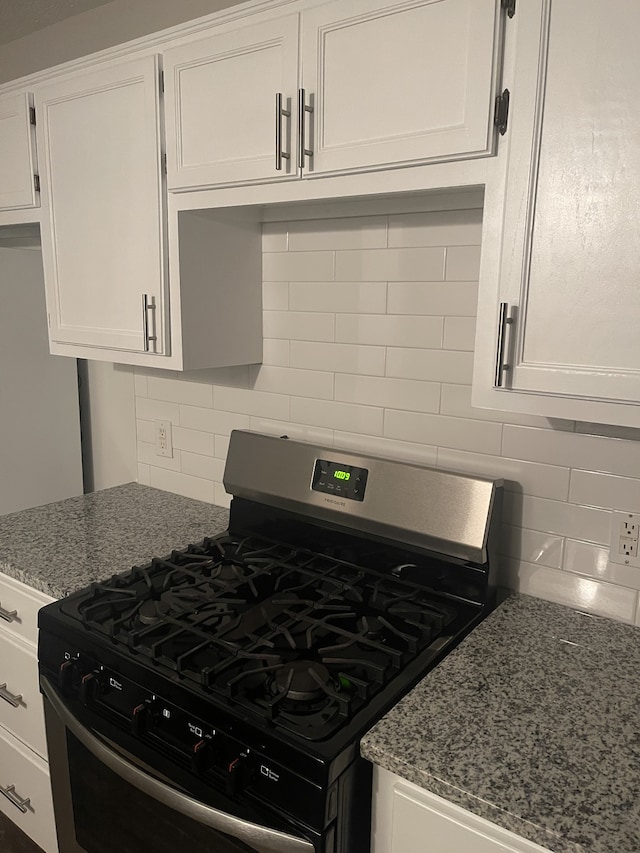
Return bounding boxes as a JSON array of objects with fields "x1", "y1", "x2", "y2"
[
  {"x1": 142, "y1": 293, "x2": 157, "y2": 353},
  {"x1": 0, "y1": 784, "x2": 30, "y2": 814},
  {"x1": 0, "y1": 602, "x2": 18, "y2": 623},
  {"x1": 275, "y1": 92, "x2": 291, "y2": 171},
  {"x1": 0, "y1": 682, "x2": 22, "y2": 707},
  {"x1": 298, "y1": 88, "x2": 314, "y2": 169}
]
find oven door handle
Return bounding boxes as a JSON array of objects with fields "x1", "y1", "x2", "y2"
[{"x1": 40, "y1": 678, "x2": 314, "y2": 853}]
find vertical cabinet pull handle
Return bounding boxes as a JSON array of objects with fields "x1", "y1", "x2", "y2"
[
  {"x1": 494, "y1": 302, "x2": 514, "y2": 387},
  {"x1": 298, "y1": 89, "x2": 314, "y2": 169},
  {"x1": 142, "y1": 294, "x2": 157, "y2": 353},
  {"x1": 0, "y1": 602, "x2": 17, "y2": 623},
  {"x1": 275, "y1": 93, "x2": 291, "y2": 171},
  {"x1": 0, "y1": 784, "x2": 31, "y2": 814},
  {"x1": 0, "y1": 683, "x2": 22, "y2": 707}
]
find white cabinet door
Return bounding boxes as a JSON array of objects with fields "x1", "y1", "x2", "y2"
[
  {"x1": 301, "y1": 0, "x2": 501, "y2": 177},
  {"x1": 371, "y1": 767, "x2": 552, "y2": 853},
  {"x1": 0, "y1": 92, "x2": 39, "y2": 210},
  {"x1": 35, "y1": 55, "x2": 167, "y2": 355},
  {"x1": 164, "y1": 15, "x2": 299, "y2": 190},
  {"x1": 473, "y1": 0, "x2": 640, "y2": 425}
]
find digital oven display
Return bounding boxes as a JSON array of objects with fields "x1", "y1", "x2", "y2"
[{"x1": 311, "y1": 459, "x2": 368, "y2": 502}]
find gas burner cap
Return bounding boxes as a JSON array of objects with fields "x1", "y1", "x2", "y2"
[
  {"x1": 138, "y1": 598, "x2": 171, "y2": 626},
  {"x1": 275, "y1": 660, "x2": 332, "y2": 701},
  {"x1": 212, "y1": 562, "x2": 248, "y2": 583}
]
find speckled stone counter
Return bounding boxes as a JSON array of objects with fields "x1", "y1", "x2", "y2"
[
  {"x1": 0, "y1": 483, "x2": 229, "y2": 599},
  {"x1": 361, "y1": 594, "x2": 640, "y2": 853}
]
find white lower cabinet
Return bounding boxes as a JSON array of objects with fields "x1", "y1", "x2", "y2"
[
  {"x1": 371, "y1": 767, "x2": 551, "y2": 853},
  {"x1": 0, "y1": 573, "x2": 57, "y2": 853},
  {"x1": 0, "y1": 726, "x2": 57, "y2": 853},
  {"x1": 473, "y1": 0, "x2": 640, "y2": 426}
]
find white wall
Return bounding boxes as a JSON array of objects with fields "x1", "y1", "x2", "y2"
[{"x1": 134, "y1": 197, "x2": 640, "y2": 628}]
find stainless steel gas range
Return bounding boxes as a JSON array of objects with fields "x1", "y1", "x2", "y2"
[{"x1": 37, "y1": 430, "x2": 503, "y2": 853}]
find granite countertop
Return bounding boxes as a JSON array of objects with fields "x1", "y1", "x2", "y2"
[
  {"x1": 361, "y1": 593, "x2": 640, "y2": 853},
  {"x1": 0, "y1": 483, "x2": 229, "y2": 599}
]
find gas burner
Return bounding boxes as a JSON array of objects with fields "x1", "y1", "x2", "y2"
[
  {"x1": 274, "y1": 660, "x2": 333, "y2": 702},
  {"x1": 138, "y1": 598, "x2": 171, "y2": 625},
  {"x1": 211, "y1": 561, "x2": 249, "y2": 583}
]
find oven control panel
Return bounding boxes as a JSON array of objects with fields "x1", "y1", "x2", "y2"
[
  {"x1": 311, "y1": 458, "x2": 368, "y2": 502},
  {"x1": 43, "y1": 640, "x2": 330, "y2": 827}
]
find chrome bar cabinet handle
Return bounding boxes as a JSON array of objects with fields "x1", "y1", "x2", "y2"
[
  {"x1": 494, "y1": 302, "x2": 514, "y2": 387},
  {"x1": 298, "y1": 88, "x2": 314, "y2": 169},
  {"x1": 0, "y1": 682, "x2": 22, "y2": 707},
  {"x1": 275, "y1": 93, "x2": 291, "y2": 171},
  {"x1": 0, "y1": 601, "x2": 18, "y2": 622},
  {"x1": 0, "y1": 784, "x2": 30, "y2": 814},
  {"x1": 142, "y1": 294, "x2": 157, "y2": 353}
]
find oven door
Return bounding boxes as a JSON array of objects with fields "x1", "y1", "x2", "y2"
[{"x1": 41, "y1": 678, "x2": 314, "y2": 853}]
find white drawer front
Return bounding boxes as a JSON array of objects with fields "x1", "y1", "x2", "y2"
[
  {"x1": 0, "y1": 724, "x2": 58, "y2": 853},
  {"x1": 0, "y1": 572, "x2": 55, "y2": 648},
  {"x1": 0, "y1": 632, "x2": 47, "y2": 759}
]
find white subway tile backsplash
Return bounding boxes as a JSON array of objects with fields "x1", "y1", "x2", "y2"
[
  {"x1": 502, "y1": 425, "x2": 640, "y2": 477},
  {"x1": 173, "y1": 426, "x2": 215, "y2": 457},
  {"x1": 262, "y1": 282, "x2": 289, "y2": 311},
  {"x1": 130, "y1": 205, "x2": 640, "y2": 624},
  {"x1": 385, "y1": 410, "x2": 502, "y2": 455},
  {"x1": 147, "y1": 376, "x2": 213, "y2": 408},
  {"x1": 437, "y1": 447, "x2": 570, "y2": 501},
  {"x1": 335, "y1": 374, "x2": 440, "y2": 414},
  {"x1": 445, "y1": 246, "x2": 481, "y2": 280},
  {"x1": 569, "y1": 469, "x2": 640, "y2": 512},
  {"x1": 335, "y1": 314, "x2": 443, "y2": 349},
  {"x1": 289, "y1": 282, "x2": 387, "y2": 314},
  {"x1": 149, "y1": 467, "x2": 215, "y2": 504},
  {"x1": 335, "y1": 247, "x2": 445, "y2": 282},
  {"x1": 503, "y1": 494, "x2": 612, "y2": 545},
  {"x1": 291, "y1": 397, "x2": 384, "y2": 435},
  {"x1": 501, "y1": 526, "x2": 564, "y2": 570},
  {"x1": 333, "y1": 431, "x2": 438, "y2": 466},
  {"x1": 263, "y1": 311, "x2": 334, "y2": 342},
  {"x1": 213, "y1": 386, "x2": 289, "y2": 420},
  {"x1": 181, "y1": 451, "x2": 225, "y2": 483},
  {"x1": 502, "y1": 559, "x2": 637, "y2": 624},
  {"x1": 263, "y1": 251, "x2": 334, "y2": 282},
  {"x1": 388, "y1": 209, "x2": 482, "y2": 248},
  {"x1": 263, "y1": 339, "x2": 290, "y2": 366},
  {"x1": 252, "y1": 365, "x2": 334, "y2": 400},
  {"x1": 387, "y1": 281, "x2": 477, "y2": 316},
  {"x1": 386, "y1": 348, "x2": 473, "y2": 384},
  {"x1": 443, "y1": 317, "x2": 476, "y2": 351},
  {"x1": 290, "y1": 341, "x2": 386, "y2": 376},
  {"x1": 179, "y1": 405, "x2": 250, "y2": 435},
  {"x1": 136, "y1": 397, "x2": 180, "y2": 425},
  {"x1": 564, "y1": 539, "x2": 640, "y2": 591},
  {"x1": 287, "y1": 216, "x2": 387, "y2": 251}
]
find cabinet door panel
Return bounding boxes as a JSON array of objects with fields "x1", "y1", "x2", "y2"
[
  {"x1": 302, "y1": 0, "x2": 499, "y2": 176},
  {"x1": 36, "y1": 55, "x2": 166, "y2": 353},
  {"x1": 164, "y1": 15, "x2": 299, "y2": 189},
  {"x1": 503, "y1": 0, "x2": 640, "y2": 404},
  {"x1": 0, "y1": 92, "x2": 38, "y2": 210}
]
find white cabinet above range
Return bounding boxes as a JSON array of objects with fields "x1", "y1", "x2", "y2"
[
  {"x1": 164, "y1": 0, "x2": 505, "y2": 190},
  {"x1": 0, "y1": 91, "x2": 39, "y2": 212}
]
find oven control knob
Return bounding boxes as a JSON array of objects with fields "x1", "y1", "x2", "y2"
[
  {"x1": 191, "y1": 739, "x2": 211, "y2": 774},
  {"x1": 131, "y1": 702, "x2": 152, "y2": 736},
  {"x1": 58, "y1": 659, "x2": 78, "y2": 695},
  {"x1": 226, "y1": 754, "x2": 251, "y2": 796},
  {"x1": 79, "y1": 672, "x2": 101, "y2": 705}
]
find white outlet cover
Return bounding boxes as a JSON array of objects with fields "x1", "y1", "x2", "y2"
[{"x1": 609, "y1": 510, "x2": 640, "y2": 568}]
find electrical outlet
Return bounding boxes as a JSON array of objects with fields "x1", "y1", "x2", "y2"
[
  {"x1": 610, "y1": 511, "x2": 640, "y2": 567},
  {"x1": 155, "y1": 420, "x2": 173, "y2": 458}
]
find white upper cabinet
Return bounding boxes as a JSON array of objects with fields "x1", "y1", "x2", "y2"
[
  {"x1": 35, "y1": 55, "x2": 167, "y2": 357},
  {"x1": 0, "y1": 92, "x2": 39, "y2": 210},
  {"x1": 164, "y1": 0, "x2": 504, "y2": 190},
  {"x1": 473, "y1": 0, "x2": 640, "y2": 426},
  {"x1": 164, "y1": 15, "x2": 299, "y2": 190},
  {"x1": 301, "y1": 0, "x2": 500, "y2": 177}
]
